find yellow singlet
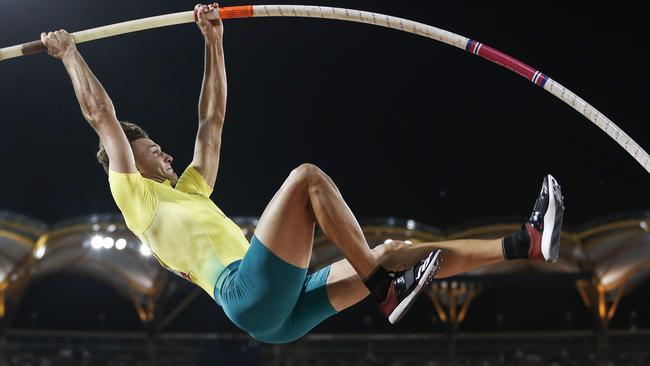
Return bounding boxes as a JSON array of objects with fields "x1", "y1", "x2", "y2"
[{"x1": 108, "y1": 166, "x2": 249, "y2": 299}]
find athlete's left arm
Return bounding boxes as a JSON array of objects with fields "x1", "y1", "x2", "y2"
[{"x1": 190, "y1": 3, "x2": 226, "y2": 189}]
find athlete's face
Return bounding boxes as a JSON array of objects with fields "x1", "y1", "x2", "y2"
[{"x1": 132, "y1": 138, "x2": 178, "y2": 185}]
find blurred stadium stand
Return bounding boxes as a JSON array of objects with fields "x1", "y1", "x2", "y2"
[{"x1": 1, "y1": 210, "x2": 650, "y2": 365}]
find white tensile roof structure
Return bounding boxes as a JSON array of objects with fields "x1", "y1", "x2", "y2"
[{"x1": 1, "y1": 210, "x2": 648, "y2": 330}]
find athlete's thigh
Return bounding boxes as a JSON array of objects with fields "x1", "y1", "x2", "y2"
[{"x1": 254, "y1": 165, "x2": 317, "y2": 268}]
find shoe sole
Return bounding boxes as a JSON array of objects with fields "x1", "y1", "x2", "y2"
[
  {"x1": 541, "y1": 175, "x2": 562, "y2": 262},
  {"x1": 388, "y1": 250, "x2": 442, "y2": 324}
]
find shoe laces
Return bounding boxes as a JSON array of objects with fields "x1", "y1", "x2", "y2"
[{"x1": 415, "y1": 254, "x2": 434, "y2": 280}]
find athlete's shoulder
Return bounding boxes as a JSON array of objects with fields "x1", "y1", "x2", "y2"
[{"x1": 175, "y1": 165, "x2": 213, "y2": 197}]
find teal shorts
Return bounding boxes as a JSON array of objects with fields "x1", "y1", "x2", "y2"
[{"x1": 214, "y1": 236, "x2": 337, "y2": 343}]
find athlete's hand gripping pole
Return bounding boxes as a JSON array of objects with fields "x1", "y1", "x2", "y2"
[{"x1": 0, "y1": 5, "x2": 253, "y2": 61}]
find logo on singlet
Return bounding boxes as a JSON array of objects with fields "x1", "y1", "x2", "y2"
[
  {"x1": 152, "y1": 251, "x2": 193, "y2": 282},
  {"x1": 174, "y1": 270, "x2": 193, "y2": 282}
]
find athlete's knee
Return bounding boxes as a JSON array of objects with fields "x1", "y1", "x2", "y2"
[
  {"x1": 290, "y1": 163, "x2": 322, "y2": 181},
  {"x1": 372, "y1": 242, "x2": 388, "y2": 259},
  {"x1": 373, "y1": 240, "x2": 408, "y2": 267},
  {"x1": 289, "y1": 163, "x2": 332, "y2": 192},
  {"x1": 373, "y1": 240, "x2": 400, "y2": 257}
]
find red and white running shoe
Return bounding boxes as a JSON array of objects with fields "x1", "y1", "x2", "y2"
[
  {"x1": 378, "y1": 249, "x2": 442, "y2": 324},
  {"x1": 526, "y1": 174, "x2": 564, "y2": 262}
]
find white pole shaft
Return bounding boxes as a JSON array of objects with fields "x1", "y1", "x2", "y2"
[
  {"x1": 0, "y1": 5, "x2": 647, "y2": 174},
  {"x1": 73, "y1": 11, "x2": 194, "y2": 44},
  {"x1": 0, "y1": 11, "x2": 196, "y2": 61}
]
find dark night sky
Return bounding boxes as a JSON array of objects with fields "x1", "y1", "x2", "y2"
[{"x1": 1, "y1": 0, "x2": 649, "y2": 230}]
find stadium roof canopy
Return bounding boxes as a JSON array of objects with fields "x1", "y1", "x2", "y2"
[{"x1": 1, "y1": 210, "x2": 649, "y2": 329}]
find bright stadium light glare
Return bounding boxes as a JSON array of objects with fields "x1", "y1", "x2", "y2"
[
  {"x1": 107, "y1": 224, "x2": 116, "y2": 232},
  {"x1": 139, "y1": 243, "x2": 152, "y2": 256},
  {"x1": 115, "y1": 238, "x2": 127, "y2": 250},
  {"x1": 34, "y1": 245, "x2": 46, "y2": 259},
  {"x1": 103, "y1": 237, "x2": 114, "y2": 249},
  {"x1": 91, "y1": 235, "x2": 104, "y2": 249},
  {"x1": 406, "y1": 219, "x2": 415, "y2": 230}
]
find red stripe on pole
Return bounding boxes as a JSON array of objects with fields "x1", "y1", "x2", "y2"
[{"x1": 477, "y1": 44, "x2": 538, "y2": 83}]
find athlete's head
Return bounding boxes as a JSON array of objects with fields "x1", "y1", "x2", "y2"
[{"x1": 96, "y1": 121, "x2": 178, "y2": 185}]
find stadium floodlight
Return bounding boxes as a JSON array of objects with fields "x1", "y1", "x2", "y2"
[
  {"x1": 115, "y1": 238, "x2": 127, "y2": 250},
  {"x1": 34, "y1": 245, "x2": 46, "y2": 259},
  {"x1": 139, "y1": 243, "x2": 152, "y2": 256},
  {"x1": 406, "y1": 219, "x2": 415, "y2": 230},
  {"x1": 91, "y1": 235, "x2": 103, "y2": 249},
  {"x1": 103, "y1": 237, "x2": 114, "y2": 249}
]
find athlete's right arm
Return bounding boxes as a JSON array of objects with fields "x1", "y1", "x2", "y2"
[{"x1": 41, "y1": 30, "x2": 136, "y2": 174}]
